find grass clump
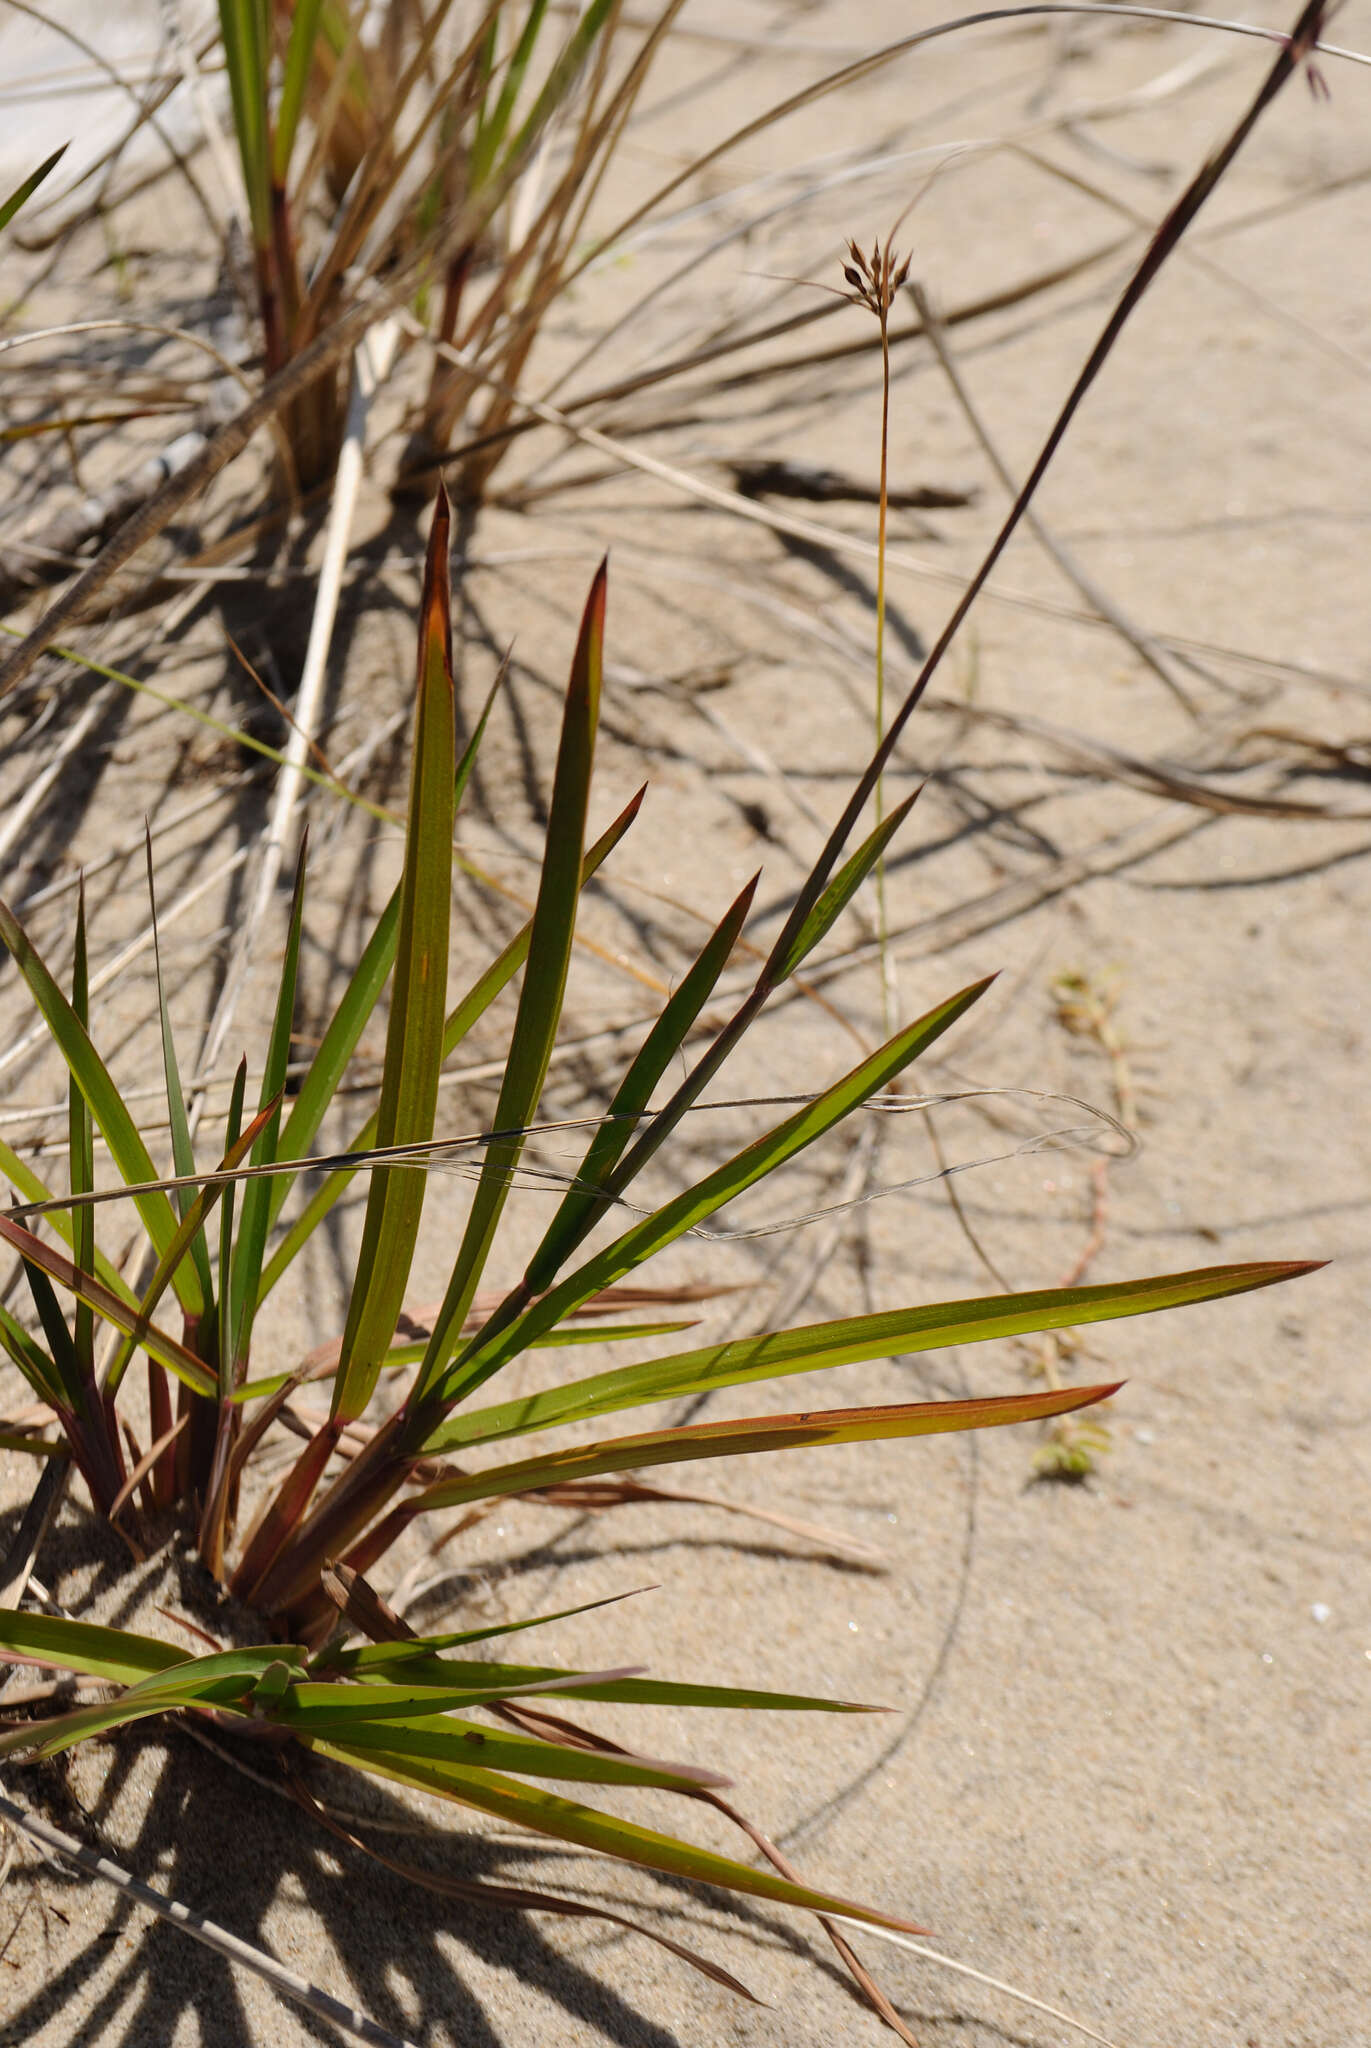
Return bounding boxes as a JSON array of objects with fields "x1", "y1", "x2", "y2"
[
  {"x1": 214, "y1": 0, "x2": 650, "y2": 496},
  {"x1": 0, "y1": 481, "x2": 1315, "y2": 2015},
  {"x1": 0, "y1": 0, "x2": 1339, "y2": 2033}
]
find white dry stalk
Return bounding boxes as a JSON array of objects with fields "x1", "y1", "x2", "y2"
[
  {"x1": 0, "y1": 1791, "x2": 419, "y2": 2048},
  {"x1": 191, "y1": 318, "x2": 400, "y2": 1101},
  {"x1": 257, "y1": 319, "x2": 402, "y2": 902}
]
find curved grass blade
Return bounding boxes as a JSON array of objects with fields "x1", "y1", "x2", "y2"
[
  {"x1": 412, "y1": 1383, "x2": 1118, "y2": 1514},
  {"x1": 104, "y1": 1096, "x2": 281, "y2": 1399},
  {"x1": 301, "y1": 1741, "x2": 926, "y2": 1935},
  {"x1": 0, "y1": 1430, "x2": 61, "y2": 1457},
  {"x1": 317, "y1": 1584, "x2": 657, "y2": 1670},
  {"x1": 16, "y1": 1255, "x2": 84, "y2": 1414},
  {"x1": 217, "y1": 1060, "x2": 248, "y2": 1402},
  {"x1": 147, "y1": 835, "x2": 214, "y2": 1309},
  {"x1": 332, "y1": 489, "x2": 456, "y2": 1421},
  {"x1": 0, "y1": 1301, "x2": 64, "y2": 1406},
  {"x1": 373, "y1": 1316, "x2": 695, "y2": 1378},
  {"x1": 310, "y1": 1657, "x2": 877, "y2": 1716},
  {"x1": 0, "y1": 1215, "x2": 216, "y2": 1398},
  {"x1": 0, "y1": 1609, "x2": 190, "y2": 1686},
  {"x1": 522, "y1": 871, "x2": 758, "y2": 1297},
  {"x1": 0, "y1": 145, "x2": 67, "y2": 233},
  {"x1": 229, "y1": 837, "x2": 308, "y2": 1374},
  {"x1": 773, "y1": 790, "x2": 919, "y2": 984},
  {"x1": 0, "y1": 900, "x2": 201, "y2": 1314},
  {"x1": 429, "y1": 1262, "x2": 1320, "y2": 1453},
  {"x1": 532, "y1": 1317, "x2": 696, "y2": 1347},
  {"x1": 0, "y1": 1642, "x2": 306, "y2": 1760},
  {"x1": 68, "y1": 883, "x2": 96, "y2": 1377},
  {"x1": 410, "y1": 562, "x2": 607, "y2": 1401},
  {"x1": 282, "y1": 1700, "x2": 721, "y2": 1793},
  {"x1": 0, "y1": 1142, "x2": 134, "y2": 1300},
  {"x1": 427, "y1": 977, "x2": 992, "y2": 1413}
]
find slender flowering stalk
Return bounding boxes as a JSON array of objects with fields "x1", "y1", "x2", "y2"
[{"x1": 840, "y1": 236, "x2": 910, "y2": 1035}]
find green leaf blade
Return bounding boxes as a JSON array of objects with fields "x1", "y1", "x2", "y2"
[
  {"x1": 257, "y1": 786, "x2": 642, "y2": 1303},
  {"x1": 431, "y1": 975, "x2": 992, "y2": 1412},
  {"x1": 272, "y1": 0, "x2": 326, "y2": 183},
  {"x1": 0, "y1": 1214, "x2": 216, "y2": 1398},
  {"x1": 283, "y1": 1697, "x2": 718, "y2": 1792},
  {"x1": 414, "y1": 1382, "x2": 1121, "y2": 1513},
  {"x1": 431, "y1": 1261, "x2": 1319, "y2": 1453},
  {"x1": 147, "y1": 839, "x2": 214, "y2": 1309},
  {"x1": 332, "y1": 488, "x2": 457, "y2": 1420},
  {"x1": 523, "y1": 870, "x2": 758, "y2": 1296},
  {"x1": 0, "y1": 898, "x2": 200, "y2": 1314},
  {"x1": 0, "y1": 145, "x2": 67, "y2": 234},
  {"x1": 0, "y1": 1610, "x2": 185, "y2": 1687},
  {"x1": 774, "y1": 789, "x2": 919, "y2": 982},
  {"x1": 410, "y1": 561, "x2": 609, "y2": 1399},
  {"x1": 218, "y1": 0, "x2": 273, "y2": 247},
  {"x1": 303, "y1": 1741, "x2": 924, "y2": 1934},
  {"x1": 229, "y1": 840, "x2": 308, "y2": 1374},
  {"x1": 317, "y1": 1654, "x2": 875, "y2": 1715},
  {"x1": 104, "y1": 1096, "x2": 280, "y2": 1399},
  {"x1": 68, "y1": 883, "x2": 95, "y2": 1374}
]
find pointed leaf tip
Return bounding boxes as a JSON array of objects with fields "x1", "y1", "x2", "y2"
[{"x1": 587, "y1": 556, "x2": 609, "y2": 625}]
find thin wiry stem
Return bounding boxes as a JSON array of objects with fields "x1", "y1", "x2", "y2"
[
  {"x1": 876, "y1": 302, "x2": 894, "y2": 1032},
  {"x1": 839, "y1": 236, "x2": 911, "y2": 1032}
]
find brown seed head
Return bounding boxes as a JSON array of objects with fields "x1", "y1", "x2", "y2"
[{"x1": 840, "y1": 236, "x2": 911, "y2": 321}]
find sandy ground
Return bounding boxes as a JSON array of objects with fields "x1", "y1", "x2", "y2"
[{"x1": 0, "y1": 2, "x2": 1368, "y2": 2044}]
